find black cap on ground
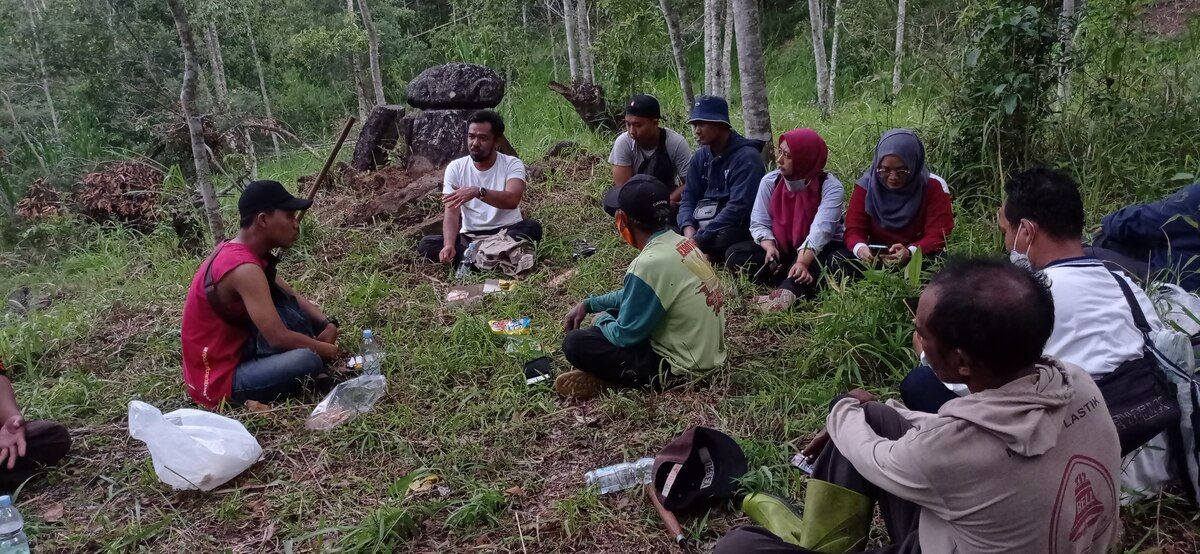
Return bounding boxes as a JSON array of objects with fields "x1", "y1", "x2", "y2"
[
  {"x1": 601, "y1": 174, "x2": 672, "y2": 226},
  {"x1": 625, "y1": 94, "x2": 662, "y2": 119},
  {"x1": 238, "y1": 180, "x2": 312, "y2": 219},
  {"x1": 653, "y1": 426, "x2": 748, "y2": 513}
]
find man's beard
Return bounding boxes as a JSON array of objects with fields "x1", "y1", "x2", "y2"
[{"x1": 470, "y1": 149, "x2": 492, "y2": 162}]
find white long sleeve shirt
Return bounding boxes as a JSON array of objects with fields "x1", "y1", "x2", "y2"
[{"x1": 749, "y1": 170, "x2": 844, "y2": 252}]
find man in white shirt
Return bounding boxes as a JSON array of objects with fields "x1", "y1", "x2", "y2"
[
  {"x1": 417, "y1": 110, "x2": 542, "y2": 266},
  {"x1": 900, "y1": 167, "x2": 1162, "y2": 412},
  {"x1": 607, "y1": 94, "x2": 692, "y2": 206}
]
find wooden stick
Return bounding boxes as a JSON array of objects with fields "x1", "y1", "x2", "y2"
[
  {"x1": 296, "y1": 116, "x2": 356, "y2": 223},
  {"x1": 646, "y1": 483, "x2": 688, "y2": 548}
]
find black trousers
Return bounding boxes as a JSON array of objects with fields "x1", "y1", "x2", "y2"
[
  {"x1": 724, "y1": 241, "x2": 835, "y2": 298},
  {"x1": 417, "y1": 219, "x2": 543, "y2": 265},
  {"x1": 715, "y1": 402, "x2": 922, "y2": 554},
  {"x1": 561, "y1": 326, "x2": 670, "y2": 388},
  {"x1": 693, "y1": 225, "x2": 751, "y2": 262},
  {"x1": 0, "y1": 420, "x2": 71, "y2": 493}
]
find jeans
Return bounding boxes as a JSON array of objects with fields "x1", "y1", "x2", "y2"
[
  {"x1": 898, "y1": 365, "x2": 959, "y2": 414},
  {"x1": 417, "y1": 219, "x2": 543, "y2": 265},
  {"x1": 714, "y1": 402, "x2": 922, "y2": 554},
  {"x1": 232, "y1": 294, "x2": 326, "y2": 404},
  {"x1": 232, "y1": 348, "x2": 326, "y2": 404},
  {"x1": 561, "y1": 325, "x2": 670, "y2": 389}
]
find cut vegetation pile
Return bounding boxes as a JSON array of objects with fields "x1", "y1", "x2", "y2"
[{"x1": 78, "y1": 162, "x2": 164, "y2": 227}]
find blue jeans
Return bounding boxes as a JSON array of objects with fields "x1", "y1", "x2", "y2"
[
  {"x1": 898, "y1": 365, "x2": 959, "y2": 414},
  {"x1": 232, "y1": 348, "x2": 325, "y2": 404},
  {"x1": 231, "y1": 293, "x2": 326, "y2": 404}
]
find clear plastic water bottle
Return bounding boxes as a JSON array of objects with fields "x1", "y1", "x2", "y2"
[
  {"x1": 585, "y1": 457, "x2": 655, "y2": 494},
  {"x1": 455, "y1": 242, "x2": 479, "y2": 281},
  {"x1": 360, "y1": 329, "x2": 384, "y2": 376},
  {"x1": 0, "y1": 495, "x2": 29, "y2": 554}
]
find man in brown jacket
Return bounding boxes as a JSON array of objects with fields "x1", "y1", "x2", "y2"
[{"x1": 717, "y1": 258, "x2": 1121, "y2": 553}]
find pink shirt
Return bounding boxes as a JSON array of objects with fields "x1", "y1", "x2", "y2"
[{"x1": 181, "y1": 242, "x2": 263, "y2": 407}]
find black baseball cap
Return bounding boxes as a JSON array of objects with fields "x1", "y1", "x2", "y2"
[
  {"x1": 625, "y1": 94, "x2": 661, "y2": 119},
  {"x1": 602, "y1": 174, "x2": 671, "y2": 225},
  {"x1": 653, "y1": 426, "x2": 748, "y2": 512},
  {"x1": 238, "y1": 180, "x2": 312, "y2": 219}
]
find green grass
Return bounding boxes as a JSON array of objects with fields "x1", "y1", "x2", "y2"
[{"x1": 1, "y1": 47, "x2": 1199, "y2": 553}]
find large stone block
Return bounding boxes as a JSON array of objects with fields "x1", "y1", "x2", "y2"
[{"x1": 406, "y1": 63, "x2": 505, "y2": 110}]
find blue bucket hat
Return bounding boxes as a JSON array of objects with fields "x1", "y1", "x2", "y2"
[{"x1": 687, "y1": 95, "x2": 730, "y2": 126}]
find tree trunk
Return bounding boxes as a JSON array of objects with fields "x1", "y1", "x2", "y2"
[
  {"x1": 574, "y1": 0, "x2": 595, "y2": 84},
  {"x1": 720, "y1": 0, "x2": 734, "y2": 98},
  {"x1": 357, "y1": 0, "x2": 385, "y2": 105},
  {"x1": 828, "y1": 0, "x2": 842, "y2": 109},
  {"x1": 243, "y1": 14, "x2": 280, "y2": 155},
  {"x1": 892, "y1": 0, "x2": 907, "y2": 96},
  {"x1": 346, "y1": 0, "x2": 371, "y2": 123},
  {"x1": 548, "y1": 81, "x2": 621, "y2": 131},
  {"x1": 658, "y1": 0, "x2": 695, "y2": 107},
  {"x1": 731, "y1": 0, "x2": 772, "y2": 159},
  {"x1": 167, "y1": 0, "x2": 226, "y2": 243},
  {"x1": 204, "y1": 23, "x2": 229, "y2": 109},
  {"x1": 546, "y1": 0, "x2": 561, "y2": 81},
  {"x1": 807, "y1": 0, "x2": 829, "y2": 116},
  {"x1": 561, "y1": 0, "x2": 580, "y2": 81},
  {"x1": 1057, "y1": 0, "x2": 1077, "y2": 105},
  {"x1": 700, "y1": 0, "x2": 710, "y2": 94},
  {"x1": 21, "y1": 0, "x2": 59, "y2": 138}
]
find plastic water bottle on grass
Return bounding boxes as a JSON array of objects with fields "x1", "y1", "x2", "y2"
[
  {"x1": 585, "y1": 457, "x2": 655, "y2": 494},
  {"x1": 0, "y1": 495, "x2": 29, "y2": 554},
  {"x1": 456, "y1": 242, "x2": 480, "y2": 281},
  {"x1": 361, "y1": 329, "x2": 384, "y2": 375}
]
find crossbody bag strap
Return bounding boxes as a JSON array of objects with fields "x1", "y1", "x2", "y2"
[{"x1": 1108, "y1": 269, "x2": 1152, "y2": 337}]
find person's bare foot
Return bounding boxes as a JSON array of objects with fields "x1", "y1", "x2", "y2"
[{"x1": 554, "y1": 370, "x2": 607, "y2": 400}]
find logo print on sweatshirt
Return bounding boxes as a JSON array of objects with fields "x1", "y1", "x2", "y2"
[
  {"x1": 1049, "y1": 455, "x2": 1115, "y2": 553},
  {"x1": 676, "y1": 238, "x2": 724, "y2": 314}
]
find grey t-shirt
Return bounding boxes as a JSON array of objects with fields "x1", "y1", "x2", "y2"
[{"x1": 608, "y1": 127, "x2": 693, "y2": 184}]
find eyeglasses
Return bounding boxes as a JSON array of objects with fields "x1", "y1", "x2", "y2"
[{"x1": 876, "y1": 167, "x2": 910, "y2": 178}]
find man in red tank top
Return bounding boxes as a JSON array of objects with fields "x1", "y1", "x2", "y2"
[{"x1": 181, "y1": 181, "x2": 342, "y2": 408}]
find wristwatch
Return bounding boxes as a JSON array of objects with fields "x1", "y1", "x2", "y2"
[
  {"x1": 478, "y1": 187, "x2": 487, "y2": 199},
  {"x1": 321, "y1": 316, "x2": 339, "y2": 328}
]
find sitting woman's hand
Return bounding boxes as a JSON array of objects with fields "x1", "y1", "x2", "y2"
[
  {"x1": 881, "y1": 243, "x2": 912, "y2": 264},
  {"x1": 787, "y1": 260, "x2": 813, "y2": 284}
]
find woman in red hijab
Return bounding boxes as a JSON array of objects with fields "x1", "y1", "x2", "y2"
[{"x1": 725, "y1": 129, "x2": 845, "y2": 311}]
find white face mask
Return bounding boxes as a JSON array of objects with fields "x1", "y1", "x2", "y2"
[{"x1": 1008, "y1": 222, "x2": 1034, "y2": 272}]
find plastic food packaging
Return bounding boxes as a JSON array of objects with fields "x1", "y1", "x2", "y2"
[
  {"x1": 128, "y1": 401, "x2": 263, "y2": 491},
  {"x1": 305, "y1": 374, "x2": 387, "y2": 431},
  {"x1": 489, "y1": 317, "x2": 531, "y2": 335}
]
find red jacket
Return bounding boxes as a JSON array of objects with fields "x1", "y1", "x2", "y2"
[{"x1": 843, "y1": 178, "x2": 954, "y2": 255}]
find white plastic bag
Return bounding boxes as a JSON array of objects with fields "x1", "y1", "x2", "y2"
[
  {"x1": 128, "y1": 400, "x2": 263, "y2": 491},
  {"x1": 305, "y1": 374, "x2": 387, "y2": 430}
]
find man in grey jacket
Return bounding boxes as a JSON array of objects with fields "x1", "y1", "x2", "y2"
[{"x1": 717, "y1": 258, "x2": 1121, "y2": 553}]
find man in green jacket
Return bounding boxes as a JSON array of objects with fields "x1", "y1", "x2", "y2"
[{"x1": 558, "y1": 175, "x2": 727, "y2": 399}]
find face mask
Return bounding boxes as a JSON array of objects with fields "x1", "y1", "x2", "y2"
[
  {"x1": 1008, "y1": 222, "x2": 1033, "y2": 272},
  {"x1": 615, "y1": 216, "x2": 635, "y2": 247},
  {"x1": 777, "y1": 179, "x2": 806, "y2": 194}
]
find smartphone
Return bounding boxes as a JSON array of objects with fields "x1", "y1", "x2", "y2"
[
  {"x1": 753, "y1": 259, "x2": 781, "y2": 281},
  {"x1": 790, "y1": 452, "x2": 815, "y2": 475},
  {"x1": 868, "y1": 244, "x2": 890, "y2": 253},
  {"x1": 524, "y1": 357, "x2": 553, "y2": 385}
]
